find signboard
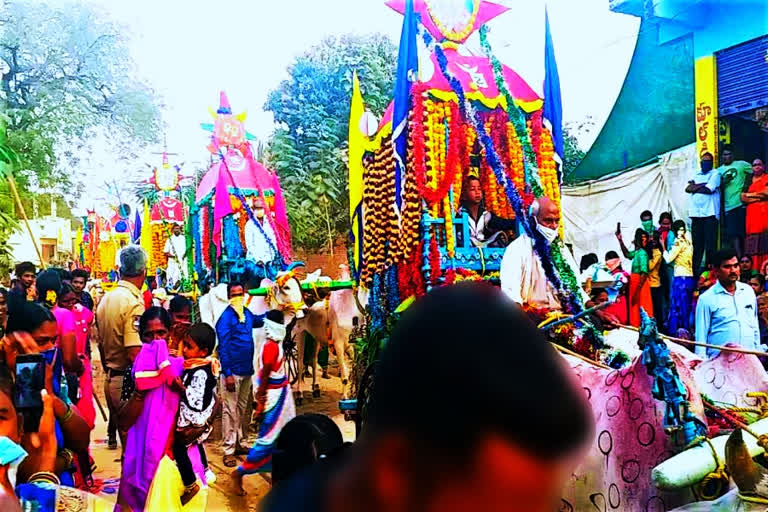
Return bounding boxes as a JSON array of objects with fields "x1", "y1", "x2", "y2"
[{"x1": 695, "y1": 55, "x2": 718, "y2": 162}]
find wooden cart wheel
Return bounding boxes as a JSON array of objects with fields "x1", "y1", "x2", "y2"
[{"x1": 282, "y1": 318, "x2": 300, "y2": 386}]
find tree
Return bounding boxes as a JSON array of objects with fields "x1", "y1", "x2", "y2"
[
  {"x1": 0, "y1": 0, "x2": 161, "y2": 210},
  {"x1": 562, "y1": 117, "x2": 595, "y2": 178},
  {"x1": 264, "y1": 34, "x2": 396, "y2": 252}
]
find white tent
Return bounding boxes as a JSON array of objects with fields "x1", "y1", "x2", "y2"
[{"x1": 562, "y1": 143, "x2": 697, "y2": 267}]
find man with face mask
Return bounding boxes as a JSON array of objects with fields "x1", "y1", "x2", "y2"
[
  {"x1": 687, "y1": 152, "x2": 721, "y2": 276},
  {"x1": 500, "y1": 197, "x2": 593, "y2": 313},
  {"x1": 216, "y1": 282, "x2": 263, "y2": 468},
  {"x1": 244, "y1": 196, "x2": 278, "y2": 268}
]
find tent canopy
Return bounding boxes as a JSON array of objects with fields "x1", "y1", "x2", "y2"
[{"x1": 566, "y1": 21, "x2": 695, "y2": 184}]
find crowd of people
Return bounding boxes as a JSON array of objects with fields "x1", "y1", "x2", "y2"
[
  {"x1": 0, "y1": 238, "x2": 597, "y2": 512},
  {"x1": 572, "y1": 149, "x2": 767, "y2": 358}
]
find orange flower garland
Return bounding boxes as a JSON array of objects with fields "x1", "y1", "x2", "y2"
[{"x1": 443, "y1": 195, "x2": 455, "y2": 258}]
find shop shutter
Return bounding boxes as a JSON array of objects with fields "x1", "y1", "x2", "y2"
[{"x1": 717, "y1": 35, "x2": 768, "y2": 116}]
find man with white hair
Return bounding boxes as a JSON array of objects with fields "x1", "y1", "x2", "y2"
[
  {"x1": 501, "y1": 197, "x2": 615, "y2": 323},
  {"x1": 96, "y1": 245, "x2": 148, "y2": 449}
]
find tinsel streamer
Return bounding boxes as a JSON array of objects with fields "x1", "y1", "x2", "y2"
[
  {"x1": 185, "y1": 213, "x2": 195, "y2": 291},
  {"x1": 222, "y1": 215, "x2": 244, "y2": 260},
  {"x1": 385, "y1": 265, "x2": 400, "y2": 315},
  {"x1": 192, "y1": 207, "x2": 203, "y2": 275},
  {"x1": 201, "y1": 206, "x2": 211, "y2": 269},
  {"x1": 478, "y1": 25, "x2": 544, "y2": 197},
  {"x1": 551, "y1": 240, "x2": 583, "y2": 312},
  {"x1": 368, "y1": 273, "x2": 385, "y2": 331},
  {"x1": 430, "y1": 29, "x2": 584, "y2": 311},
  {"x1": 421, "y1": 210, "x2": 432, "y2": 289}
]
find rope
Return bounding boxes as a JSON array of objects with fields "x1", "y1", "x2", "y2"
[
  {"x1": 551, "y1": 343, "x2": 611, "y2": 370},
  {"x1": 702, "y1": 400, "x2": 768, "y2": 451},
  {"x1": 685, "y1": 436, "x2": 729, "y2": 500},
  {"x1": 739, "y1": 494, "x2": 768, "y2": 505},
  {"x1": 619, "y1": 324, "x2": 768, "y2": 357}
]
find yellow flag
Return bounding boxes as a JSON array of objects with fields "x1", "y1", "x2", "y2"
[
  {"x1": 140, "y1": 200, "x2": 153, "y2": 266},
  {"x1": 348, "y1": 72, "x2": 365, "y2": 277}
]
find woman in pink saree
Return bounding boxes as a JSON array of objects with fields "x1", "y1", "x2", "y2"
[{"x1": 58, "y1": 284, "x2": 96, "y2": 429}]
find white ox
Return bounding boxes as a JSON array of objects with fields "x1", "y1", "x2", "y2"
[
  {"x1": 290, "y1": 264, "x2": 368, "y2": 403},
  {"x1": 560, "y1": 328, "x2": 768, "y2": 511},
  {"x1": 199, "y1": 267, "x2": 308, "y2": 384}
]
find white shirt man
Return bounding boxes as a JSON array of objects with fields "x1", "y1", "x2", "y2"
[
  {"x1": 164, "y1": 225, "x2": 187, "y2": 286},
  {"x1": 695, "y1": 251, "x2": 760, "y2": 358},
  {"x1": 500, "y1": 197, "x2": 589, "y2": 310},
  {"x1": 245, "y1": 215, "x2": 277, "y2": 264}
]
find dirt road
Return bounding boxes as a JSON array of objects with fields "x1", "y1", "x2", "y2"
[{"x1": 89, "y1": 365, "x2": 354, "y2": 511}]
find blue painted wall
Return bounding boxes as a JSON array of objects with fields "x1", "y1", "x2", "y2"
[{"x1": 615, "y1": 0, "x2": 767, "y2": 55}]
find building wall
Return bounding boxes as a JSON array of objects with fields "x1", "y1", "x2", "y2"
[{"x1": 8, "y1": 216, "x2": 73, "y2": 266}]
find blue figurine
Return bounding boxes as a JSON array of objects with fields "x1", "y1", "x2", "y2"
[{"x1": 638, "y1": 308, "x2": 707, "y2": 445}]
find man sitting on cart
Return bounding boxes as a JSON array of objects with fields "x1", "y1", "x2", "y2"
[
  {"x1": 244, "y1": 196, "x2": 280, "y2": 282},
  {"x1": 500, "y1": 197, "x2": 618, "y2": 326}
]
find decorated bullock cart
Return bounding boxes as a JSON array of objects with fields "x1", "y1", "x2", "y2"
[{"x1": 341, "y1": 1, "x2": 768, "y2": 510}]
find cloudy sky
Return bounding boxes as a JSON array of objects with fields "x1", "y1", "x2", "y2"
[{"x1": 76, "y1": 0, "x2": 640, "y2": 211}]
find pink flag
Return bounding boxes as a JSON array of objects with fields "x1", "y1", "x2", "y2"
[{"x1": 212, "y1": 160, "x2": 234, "y2": 256}]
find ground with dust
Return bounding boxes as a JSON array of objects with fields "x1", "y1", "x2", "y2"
[{"x1": 89, "y1": 349, "x2": 354, "y2": 511}]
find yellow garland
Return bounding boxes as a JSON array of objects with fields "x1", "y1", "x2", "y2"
[
  {"x1": 444, "y1": 195, "x2": 455, "y2": 258},
  {"x1": 424, "y1": 0, "x2": 481, "y2": 43},
  {"x1": 538, "y1": 127, "x2": 562, "y2": 237}
]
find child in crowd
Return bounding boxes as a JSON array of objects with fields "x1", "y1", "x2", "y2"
[
  {"x1": 233, "y1": 309, "x2": 296, "y2": 495},
  {"x1": 174, "y1": 323, "x2": 219, "y2": 505}
]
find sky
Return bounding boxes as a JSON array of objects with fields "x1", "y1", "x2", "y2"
[{"x1": 75, "y1": 0, "x2": 640, "y2": 212}]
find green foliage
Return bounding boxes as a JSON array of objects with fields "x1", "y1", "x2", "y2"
[
  {"x1": 264, "y1": 34, "x2": 396, "y2": 252},
  {"x1": 562, "y1": 117, "x2": 595, "y2": 179},
  {"x1": 0, "y1": 207, "x2": 20, "y2": 277},
  {"x1": 0, "y1": 0, "x2": 161, "y2": 210}
]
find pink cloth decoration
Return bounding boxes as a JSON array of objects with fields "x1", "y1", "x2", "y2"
[
  {"x1": 118, "y1": 340, "x2": 207, "y2": 512},
  {"x1": 72, "y1": 304, "x2": 96, "y2": 429}
]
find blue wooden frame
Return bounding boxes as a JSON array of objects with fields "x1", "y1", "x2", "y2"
[{"x1": 422, "y1": 209, "x2": 506, "y2": 273}]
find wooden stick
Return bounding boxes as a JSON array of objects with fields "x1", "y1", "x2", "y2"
[
  {"x1": 5, "y1": 170, "x2": 44, "y2": 268},
  {"x1": 618, "y1": 324, "x2": 767, "y2": 358},
  {"x1": 552, "y1": 343, "x2": 612, "y2": 370},
  {"x1": 93, "y1": 390, "x2": 108, "y2": 423}
]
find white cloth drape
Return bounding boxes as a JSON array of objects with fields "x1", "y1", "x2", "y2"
[{"x1": 562, "y1": 143, "x2": 696, "y2": 268}]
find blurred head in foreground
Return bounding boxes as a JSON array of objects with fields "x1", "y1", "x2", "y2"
[{"x1": 264, "y1": 282, "x2": 593, "y2": 512}]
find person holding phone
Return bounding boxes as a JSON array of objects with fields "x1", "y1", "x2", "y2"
[
  {"x1": 3, "y1": 302, "x2": 91, "y2": 487},
  {"x1": 0, "y1": 363, "x2": 109, "y2": 510}
]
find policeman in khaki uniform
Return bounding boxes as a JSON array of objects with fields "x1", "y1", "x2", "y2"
[{"x1": 96, "y1": 245, "x2": 147, "y2": 449}]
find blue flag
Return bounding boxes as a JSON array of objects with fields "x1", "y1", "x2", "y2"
[
  {"x1": 132, "y1": 207, "x2": 141, "y2": 243},
  {"x1": 392, "y1": 0, "x2": 419, "y2": 215},
  {"x1": 543, "y1": 8, "x2": 564, "y2": 175}
]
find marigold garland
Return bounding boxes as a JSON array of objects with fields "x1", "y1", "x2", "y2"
[
  {"x1": 417, "y1": 98, "x2": 462, "y2": 206},
  {"x1": 443, "y1": 195, "x2": 455, "y2": 259},
  {"x1": 200, "y1": 206, "x2": 211, "y2": 269},
  {"x1": 429, "y1": 234, "x2": 441, "y2": 286}
]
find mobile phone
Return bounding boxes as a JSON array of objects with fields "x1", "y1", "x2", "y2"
[{"x1": 15, "y1": 353, "x2": 45, "y2": 432}]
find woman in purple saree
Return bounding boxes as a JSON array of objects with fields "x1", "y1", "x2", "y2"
[{"x1": 115, "y1": 307, "x2": 207, "y2": 512}]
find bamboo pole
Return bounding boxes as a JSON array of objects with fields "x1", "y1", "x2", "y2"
[
  {"x1": 551, "y1": 343, "x2": 612, "y2": 370},
  {"x1": 5, "y1": 170, "x2": 44, "y2": 268},
  {"x1": 619, "y1": 324, "x2": 767, "y2": 358}
]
